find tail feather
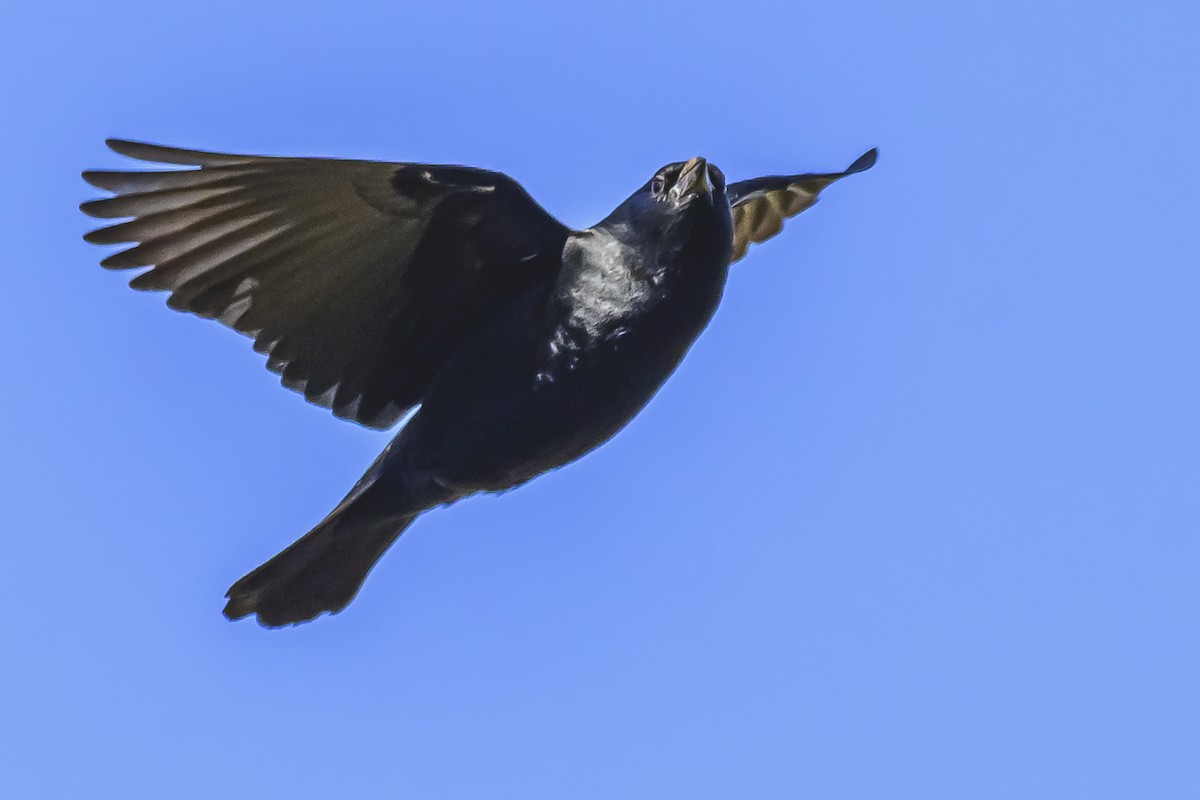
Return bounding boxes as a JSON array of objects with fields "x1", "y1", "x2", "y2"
[{"x1": 224, "y1": 503, "x2": 419, "y2": 627}]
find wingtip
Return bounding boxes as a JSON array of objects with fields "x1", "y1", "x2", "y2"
[
  {"x1": 100, "y1": 137, "x2": 234, "y2": 167},
  {"x1": 845, "y1": 148, "x2": 878, "y2": 174},
  {"x1": 80, "y1": 169, "x2": 113, "y2": 191},
  {"x1": 82, "y1": 226, "x2": 114, "y2": 244},
  {"x1": 105, "y1": 138, "x2": 143, "y2": 157},
  {"x1": 104, "y1": 138, "x2": 185, "y2": 163},
  {"x1": 845, "y1": 148, "x2": 878, "y2": 175}
]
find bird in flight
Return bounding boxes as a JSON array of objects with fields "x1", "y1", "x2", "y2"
[{"x1": 82, "y1": 139, "x2": 876, "y2": 627}]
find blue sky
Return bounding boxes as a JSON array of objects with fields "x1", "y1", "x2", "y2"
[{"x1": 2, "y1": 1, "x2": 1198, "y2": 797}]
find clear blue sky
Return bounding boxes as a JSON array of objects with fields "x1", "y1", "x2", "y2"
[{"x1": 2, "y1": 1, "x2": 1197, "y2": 797}]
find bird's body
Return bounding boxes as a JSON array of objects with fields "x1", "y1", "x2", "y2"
[
  {"x1": 83, "y1": 140, "x2": 874, "y2": 626},
  {"x1": 407, "y1": 235, "x2": 726, "y2": 493}
]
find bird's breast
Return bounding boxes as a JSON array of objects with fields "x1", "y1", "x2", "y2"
[{"x1": 537, "y1": 235, "x2": 728, "y2": 397}]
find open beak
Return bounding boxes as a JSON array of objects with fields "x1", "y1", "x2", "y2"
[{"x1": 673, "y1": 156, "x2": 711, "y2": 203}]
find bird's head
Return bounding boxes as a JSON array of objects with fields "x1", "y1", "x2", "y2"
[{"x1": 601, "y1": 157, "x2": 733, "y2": 265}]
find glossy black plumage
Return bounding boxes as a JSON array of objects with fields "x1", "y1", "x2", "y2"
[{"x1": 82, "y1": 140, "x2": 875, "y2": 626}]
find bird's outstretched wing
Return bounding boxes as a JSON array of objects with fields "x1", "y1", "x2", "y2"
[
  {"x1": 728, "y1": 148, "x2": 876, "y2": 263},
  {"x1": 83, "y1": 140, "x2": 570, "y2": 428}
]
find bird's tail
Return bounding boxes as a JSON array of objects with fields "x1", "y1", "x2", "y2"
[{"x1": 223, "y1": 461, "x2": 425, "y2": 627}]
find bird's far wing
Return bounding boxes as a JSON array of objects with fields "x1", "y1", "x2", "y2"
[
  {"x1": 727, "y1": 148, "x2": 876, "y2": 263},
  {"x1": 83, "y1": 139, "x2": 570, "y2": 428}
]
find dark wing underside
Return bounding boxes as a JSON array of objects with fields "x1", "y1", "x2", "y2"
[
  {"x1": 82, "y1": 140, "x2": 570, "y2": 428},
  {"x1": 728, "y1": 148, "x2": 876, "y2": 263}
]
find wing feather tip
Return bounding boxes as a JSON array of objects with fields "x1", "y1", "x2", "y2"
[
  {"x1": 103, "y1": 137, "x2": 237, "y2": 167},
  {"x1": 81, "y1": 170, "x2": 113, "y2": 190},
  {"x1": 845, "y1": 148, "x2": 878, "y2": 175},
  {"x1": 105, "y1": 138, "x2": 145, "y2": 157},
  {"x1": 79, "y1": 199, "x2": 106, "y2": 219},
  {"x1": 82, "y1": 226, "x2": 117, "y2": 244},
  {"x1": 101, "y1": 249, "x2": 146, "y2": 270}
]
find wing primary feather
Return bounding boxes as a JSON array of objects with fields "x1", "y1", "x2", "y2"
[
  {"x1": 106, "y1": 139, "x2": 267, "y2": 167},
  {"x1": 102, "y1": 209, "x2": 279, "y2": 270},
  {"x1": 83, "y1": 196, "x2": 258, "y2": 245}
]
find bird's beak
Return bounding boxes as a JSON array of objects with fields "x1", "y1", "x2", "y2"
[{"x1": 673, "y1": 156, "x2": 711, "y2": 203}]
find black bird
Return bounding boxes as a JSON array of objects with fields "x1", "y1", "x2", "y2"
[{"x1": 82, "y1": 139, "x2": 876, "y2": 627}]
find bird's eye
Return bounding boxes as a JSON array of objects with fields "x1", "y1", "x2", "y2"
[
  {"x1": 651, "y1": 175, "x2": 667, "y2": 198},
  {"x1": 708, "y1": 164, "x2": 726, "y2": 191}
]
